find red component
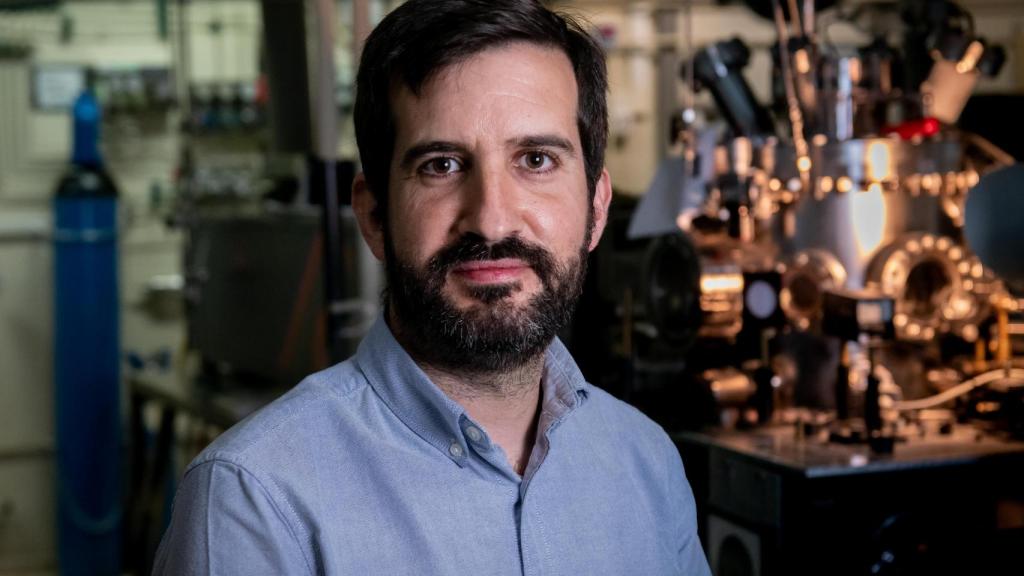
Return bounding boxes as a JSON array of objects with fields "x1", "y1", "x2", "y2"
[
  {"x1": 255, "y1": 74, "x2": 269, "y2": 105},
  {"x1": 921, "y1": 117, "x2": 940, "y2": 136},
  {"x1": 883, "y1": 117, "x2": 941, "y2": 140}
]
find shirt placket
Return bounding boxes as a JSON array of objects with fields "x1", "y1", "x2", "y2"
[{"x1": 457, "y1": 416, "x2": 527, "y2": 575}]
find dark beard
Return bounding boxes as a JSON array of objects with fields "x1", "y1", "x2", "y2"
[{"x1": 385, "y1": 232, "x2": 588, "y2": 374}]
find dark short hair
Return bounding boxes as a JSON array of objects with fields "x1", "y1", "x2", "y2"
[{"x1": 353, "y1": 0, "x2": 608, "y2": 220}]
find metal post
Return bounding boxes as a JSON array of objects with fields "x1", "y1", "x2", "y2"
[{"x1": 308, "y1": 0, "x2": 345, "y2": 362}]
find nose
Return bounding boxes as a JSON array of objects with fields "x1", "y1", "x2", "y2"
[{"x1": 456, "y1": 163, "x2": 521, "y2": 242}]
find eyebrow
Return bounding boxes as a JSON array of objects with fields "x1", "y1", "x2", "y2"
[
  {"x1": 508, "y1": 135, "x2": 577, "y2": 156},
  {"x1": 399, "y1": 141, "x2": 469, "y2": 170}
]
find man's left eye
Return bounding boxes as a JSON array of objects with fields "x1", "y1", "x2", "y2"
[{"x1": 518, "y1": 151, "x2": 556, "y2": 172}]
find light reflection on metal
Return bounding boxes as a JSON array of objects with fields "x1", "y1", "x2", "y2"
[
  {"x1": 956, "y1": 41, "x2": 985, "y2": 74},
  {"x1": 967, "y1": 170, "x2": 980, "y2": 187},
  {"x1": 699, "y1": 267, "x2": 745, "y2": 339},
  {"x1": 780, "y1": 249, "x2": 847, "y2": 330},
  {"x1": 942, "y1": 196, "x2": 965, "y2": 226},
  {"x1": 866, "y1": 233, "x2": 998, "y2": 341},
  {"x1": 851, "y1": 184, "x2": 887, "y2": 259},
  {"x1": 946, "y1": 291, "x2": 975, "y2": 319},
  {"x1": 701, "y1": 273, "x2": 744, "y2": 294},
  {"x1": 907, "y1": 173, "x2": 921, "y2": 196},
  {"x1": 795, "y1": 47, "x2": 811, "y2": 74},
  {"x1": 676, "y1": 210, "x2": 696, "y2": 232},
  {"x1": 768, "y1": 139, "x2": 973, "y2": 201},
  {"x1": 706, "y1": 368, "x2": 755, "y2": 405},
  {"x1": 865, "y1": 141, "x2": 893, "y2": 182}
]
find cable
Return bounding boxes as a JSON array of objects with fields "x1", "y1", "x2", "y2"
[{"x1": 894, "y1": 368, "x2": 1024, "y2": 411}]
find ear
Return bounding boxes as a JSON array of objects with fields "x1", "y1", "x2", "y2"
[
  {"x1": 587, "y1": 168, "x2": 613, "y2": 252},
  {"x1": 352, "y1": 172, "x2": 386, "y2": 262}
]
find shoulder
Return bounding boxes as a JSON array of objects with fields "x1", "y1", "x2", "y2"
[
  {"x1": 577, "y1": 382, "x2": 675, "y2": 447},
  {"x1": 187, "y1": 359, "x2": 369, "y2": 473},
  {"x1": 546, "y1": 339, "x2": 675, "y2": 455},
  {"x1": 155, "y1": 451, "x2": 319, "y2": 575},
  {"x1": 572, "y1": 382, "x2": 684, "y2": 476},
  {"x1": 159, "y1": 361, "x2": 375, "y2": 574}
]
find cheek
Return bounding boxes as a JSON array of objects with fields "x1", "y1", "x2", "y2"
[
  {"x1": 388, "y1": 191, "x2": 453, "y2": 263},
  {"x1": 524, "y1": 190, "x2": 591, "y2": 254}
]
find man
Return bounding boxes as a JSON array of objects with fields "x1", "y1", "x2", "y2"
[{"x1": 154, "y1": 1, "x2": 710, "y2": 574}]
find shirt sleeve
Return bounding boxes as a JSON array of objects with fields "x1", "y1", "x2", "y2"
[
  {"x1": 152, "y1": 458, "x2": 314, "y2": 576},
  {"x1": 664, "y1": 439, "x2": 712, "y2": 576}
]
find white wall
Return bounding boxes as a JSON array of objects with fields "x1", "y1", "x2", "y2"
[{"x1": 0, "y1": 211, "x2": 54, "y2": 572}]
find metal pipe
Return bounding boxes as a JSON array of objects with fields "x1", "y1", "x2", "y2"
[
  {"x1": 175, "y1": 0, "x2": 191, "y2": 123},
  {"x1": 802, "y1": 0, "x2": 815, "y2": 41},
  {"x1": 654, "y1": 7, "x2": 678, "y2": 161},
  {"x1": 353, "y1": 0, "x2": 371, "y2": 64},
  {"x1": 309, "y1": 0, "x2": 345, "y2": 362}
]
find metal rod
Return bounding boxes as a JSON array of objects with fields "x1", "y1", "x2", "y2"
[
  {"x1": 310, "y1": 0, "x2": 345, "y2": 362},
  {"x1": 353, "y1": 0, "x2": 371, "y2": 64},
  {"x1": 772, "y1": 0, "x2": 811, "y2": 185},
  {"x1": 802, "y1": 0, "x2": 816, "y2": 41},
  {"x1": 175, "y1": 0, "x2": 191, "y2": 123},
  {"x1": 655, "y1": 7, "x2": 678, "y2": 161},
  {"x1": 680, "y1": 0, "x2": 697, "y2": 172},
  {"x1": 320, "y1": 159, "x2": 343, "y2": 362},
  {"x1": 786, "y1": 0, "x2": 803, "y2": 38}
]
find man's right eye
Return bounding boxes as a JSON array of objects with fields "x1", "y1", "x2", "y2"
[{"x1": 419, "y1": 157, "x2": 463, "y2": 177}]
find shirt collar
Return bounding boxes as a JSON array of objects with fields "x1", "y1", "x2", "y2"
[{"x1": 353, "y1": 315, "x2": 588, "y2": 466}]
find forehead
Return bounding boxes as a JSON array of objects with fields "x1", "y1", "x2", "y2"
[{"x1": 390, "y1": 42, "x2": 579, "y2": 147}]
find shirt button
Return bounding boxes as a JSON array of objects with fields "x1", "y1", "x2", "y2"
[
  {"x1": 449, "y1": 441, "x2": 464, "y2": 458},
  {"x1": 465, "y1": 426, "x2": 483, "y2": 443}
]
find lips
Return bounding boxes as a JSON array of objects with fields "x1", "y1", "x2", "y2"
[{"x1": 452, "y1": 258, "x2": 528, "y2": 284}]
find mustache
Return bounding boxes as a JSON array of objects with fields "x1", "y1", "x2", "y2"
[{"x1": 427, "y1": 234, "x2": 556, "y2": 286}]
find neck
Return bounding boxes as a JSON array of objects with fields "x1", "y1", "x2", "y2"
[
  {"x1": 421, "y1": 359, "x2": 543, "y2": 476},
  {"x1": 388, "y1": 308, "x2": 545, "y2": 476}
]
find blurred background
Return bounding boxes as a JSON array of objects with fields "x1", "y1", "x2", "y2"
[{"x1": 1, "y1": 0, "x2": 1024, "y2": 574}]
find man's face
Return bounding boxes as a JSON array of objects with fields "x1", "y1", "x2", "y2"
[{"x1": 356, "y1": 42, "x2": 611, "y2": 373}]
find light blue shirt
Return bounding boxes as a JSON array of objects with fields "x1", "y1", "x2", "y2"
[{"x1": 153, "y1": 316, "x2": 710, "y2": 575}]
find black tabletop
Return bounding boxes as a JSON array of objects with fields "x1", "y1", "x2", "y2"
[{"x1": 674, "y1": 424, "x2": 1024, "y2": 478}]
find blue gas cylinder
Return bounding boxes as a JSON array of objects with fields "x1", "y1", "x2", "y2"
[{"x1": 53, "y1": 89, "x2": 121, "y2": 576}]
